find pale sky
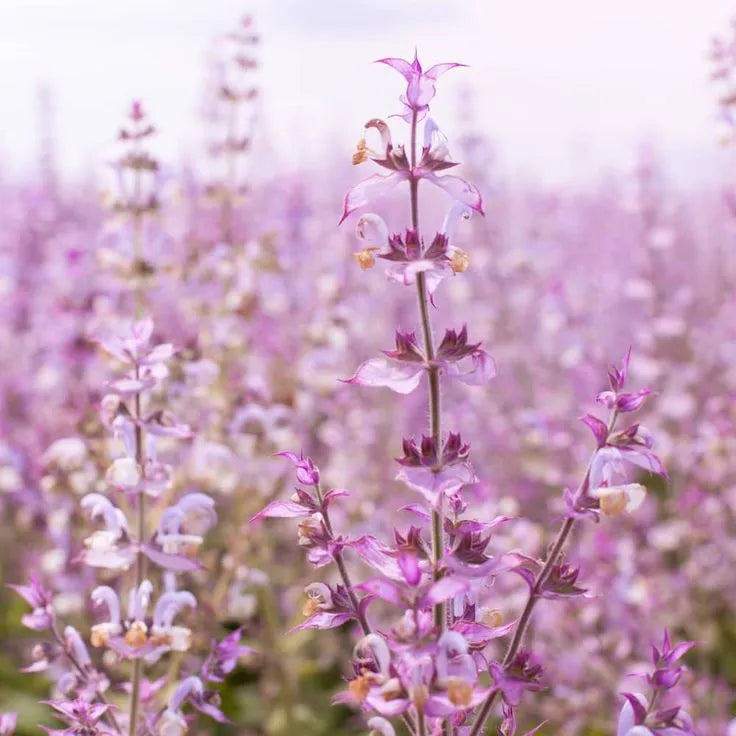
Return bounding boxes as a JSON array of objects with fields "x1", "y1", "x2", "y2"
[{"x1": 0, "y1": 0, "x2": 733, "y2": 186}]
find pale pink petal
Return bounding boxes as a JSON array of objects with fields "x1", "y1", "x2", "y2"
[
  {"x1": 339, "y1": 172, "x2": 408, "y2": 224},
  {"x1": 424, "y1": 62, "x2": 467, "y2": 80},
  {"x1": 376, "y1": 57, "x2": 414, "y2": 81},
  {"x1": 396, "y1": 464, "x2": 477, "y2": 503},
  {"x1": 356, "y1": 578, "x2": 405, "y2": 607},
  {"x1": 385, "y1": 261, "x2": 453, "y2": 296},
  {"x1": 445, "y1": 350, "x2": 497, "y2": 385},
  {"x1": 351, "y1": 536, "x2": 405, "y2": 580},
  {"x1": 79, "y1": 546, "x2": 137, "y2": 570},
  {"x1": 424, "y1": 172, "x2": 484, "y2": 215},
  {"x1": 290, "y1": 612, "x2": 354, "y2": 632},
  {"x1": 250, "y1": 500, "x2": 311, "y2": 522},
  {"x1": 341, "y1": 358, "x2": 424, "y2": 395},
  {"x1": 140, "y1": 343, "x2": 176, "y2": 366},
  {"x1": 421, "y1": 577, "x2": 468, "y2": 607},
  {"x1": 142, "y1": 545, "x2": 204, "y2": 572}
]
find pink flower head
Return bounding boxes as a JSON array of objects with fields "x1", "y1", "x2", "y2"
[
  {"x1": 377, "y1": 51, "x2": 466, "y2": 122},
  {"x1": 201, "y1": 629, "x2": 255, "y2": 683},
  {"x1": 340, "y1": 118, "x2": 483, "y2": 223},
  {"x1": 41, "y1": 698, "x2": 114, "y2": 736},
  {"x1": 353, "y1": 202, "x2": 475, "y2": 301},
  {"x1": 489, "y1": 651, "x2": 544, "y2": 707},
  {"x1": 276, "y1": 450, "x2": 321, "y2": 486},
  {"x1": 343, "y1": 326, "x2": 495, "y2": 395},
  {"x1": 616, "y1": 693, "x2": 695, "y2": 735},
  {"x1": 395, "y1": 433, "x2": 477, "y2": 507}
]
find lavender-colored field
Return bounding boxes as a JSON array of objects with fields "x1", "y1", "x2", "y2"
[{"x1": 1, "y1": 8, "x2": 735, "y2": 736}]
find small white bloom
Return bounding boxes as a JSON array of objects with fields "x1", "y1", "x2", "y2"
[{"x1": 106, "y1": 457, "x2": 140, "y2": 488}]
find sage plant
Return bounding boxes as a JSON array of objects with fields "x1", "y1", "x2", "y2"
[
  {"x1": 10, "y1": 105, "x2": 252, "y2": 736},
  {"x1": 252, "y1": 53, "x2": 667, "y2": 735}
]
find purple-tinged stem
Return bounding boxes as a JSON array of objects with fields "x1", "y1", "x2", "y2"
[
  {"x1": 467, "y1": 412, "x2": 619, "y2": 736},
  {"x1": 315, "y1": 483, "x2": 370, "y2": 635},
  {"x1": 408, "y1": 110, "x2": 450, "y2": 736},
  {"x1": 317, "y1": 485, "x2": 419, "y2": 733},
  {"x1": 408, "y1": 111, "x2": 446, "y2": 634}
]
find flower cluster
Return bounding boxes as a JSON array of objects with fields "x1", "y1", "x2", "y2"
[
  {"x1": 617, "y1": 631, "x2": 696, "y2": 735},
  {"x1": 251, "y1": 51, "x2": 669, "y2": 736},
  {"x1": 3, "y1": 19, "x2": 735, "y2": 736},
  {"x1": 9, "y1": 102, "x2": 252, "y2": 736},
  {"x1": 13, "y1": 319, "x2": 250, "y2": 735}
]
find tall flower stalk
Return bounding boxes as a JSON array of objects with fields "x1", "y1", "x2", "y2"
[
  {"x1": 253, "y1": 52, "x2": 667, "y2": 736},
  {"x1": 11, "y1": 103, "x2": 252, "y2": 736}
]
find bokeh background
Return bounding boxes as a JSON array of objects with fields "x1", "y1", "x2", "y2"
[{"x1": 1, "y1": 2, "x2": 736, "y2": 734}]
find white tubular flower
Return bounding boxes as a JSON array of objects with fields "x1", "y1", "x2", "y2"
[
  {"x1": 355, "y1": 213, "x2": 389, "y2": 247},
  {"x1": 64, "y1": 626, "x2": 91, "y2": 667},
  {"x1": 90, "y1": 586, "x2": 122, "y2": 647},
  {"x1": 354, "y1": 634, "x2": 390, "y2": 677},
  {"x1": 106, "y1": 457, "x2": 141, "y2": 488},
  {"x1": 127, "y1": 580, "x2": 154, "y2": 621},
  {"x1": 151, "y1": 591, "x2": 196, "y2": 651},
  {"x1": 80, "y1": 495, "x2": 132, "y2": 570},
  {"x1": 156, "y1": 676, "x2": 204, "y2": 736},
  {"x1": 156, "y1": 493, "x2": 216, "y2": 554}
]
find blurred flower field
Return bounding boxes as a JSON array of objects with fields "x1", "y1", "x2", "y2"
[{"x1": 1, "y1": 10, "x2": 736, "y2": 736}]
